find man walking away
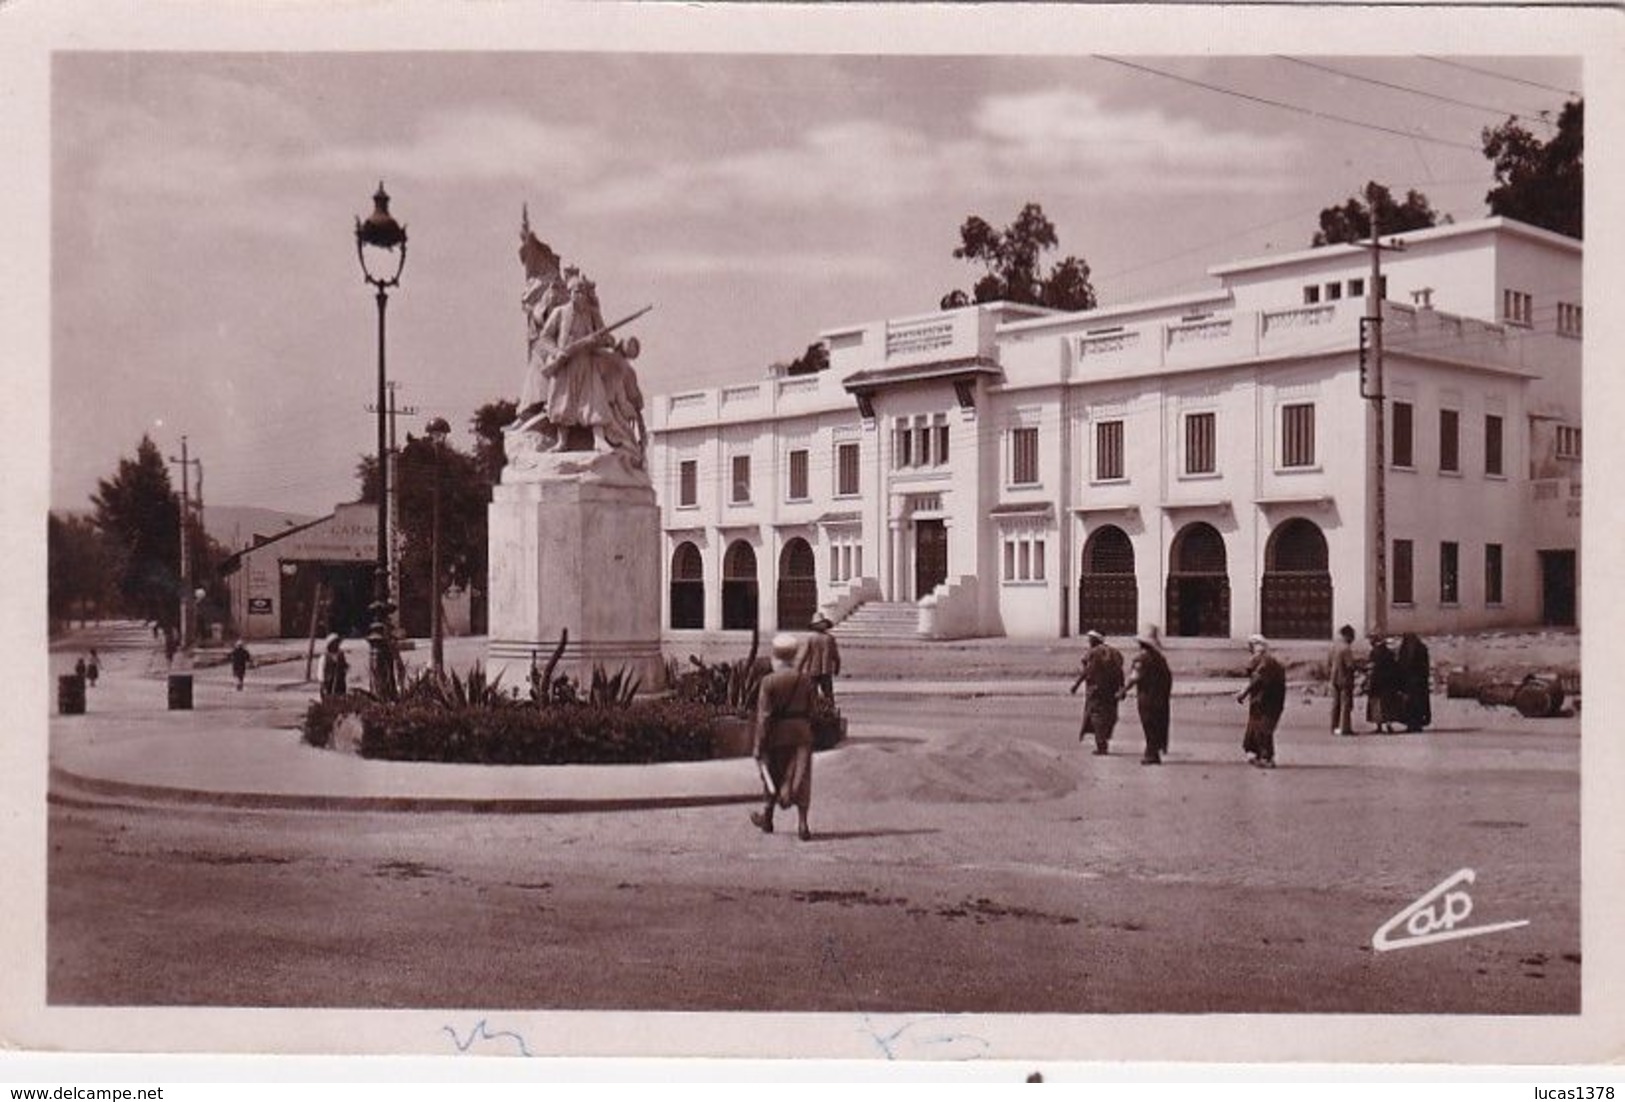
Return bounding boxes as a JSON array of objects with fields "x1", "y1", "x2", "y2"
[
  {"x1": 1071, "y1": 629, "x2": 1125, "y2": 756},
  {"x1": 1328, "y1": 624, "x2": 1357, "y2": 735},
  {"x1": 86, "y1": 649, "x2": 100, "y2": 688},
  {"x1": 1120, "y1": 625, "x2": 1173, "y2": 764},
  {"x1": 1237, "y1": 634, "x2": 1286, "y2": 768},
  {"x1": 797, "y1": 615, "x2": 842, "y2": 705},
  {"x1": 229, "y1": 639, "x2": 252, "y2": 692},
  {"x1": 752, "y1": 633, "x2": 818, "y2": 842},
  {"x1": 1397, "y1": 633, "x2": 1433, "y2": 732}
]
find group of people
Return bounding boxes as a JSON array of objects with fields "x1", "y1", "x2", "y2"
[
  {"x1": 1328, "y1": 625, "x2": 1433, "y2": 735},
  {"x1": 73, "y1": 649, "x2": 101, "y2": 688},
  {"x1": 1070, "y1": 626, "x2": 1177, "y2": 766},
  {"x1": 1072, "y1": 628, "x2": 1293, "y2": 770}
]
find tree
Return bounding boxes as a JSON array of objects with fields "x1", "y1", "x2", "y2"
[
  {"x1": 471, "y1": 400, "x2": 517, "y2": 487},
  {"x1": 393, "y1": 434, "x2": 492, "y2": 638},
  {"x1": 940, "y1": 202, "x2": 1096, "y2": 313},
  {"x1": 1312, "y1": 183, "x2": 1441, "y2": 246},
  {"x1": 1482, "y1": 99, "x2": 1582, "y2": 239},
  {"x1": 48, "y1": 512, "x2": 120, "y2": 631},
  {"x1": 90, "y1": 436, "x2": 182, "y2": 628},
  {"x1": 773, "y1": 341, "x2": 828, "y2": 377}
]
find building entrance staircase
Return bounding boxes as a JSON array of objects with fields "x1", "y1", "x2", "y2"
[{"x1": 831, "y1": 600, "x2": 919, "y2": 640}]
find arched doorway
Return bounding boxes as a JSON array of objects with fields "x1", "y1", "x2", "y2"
[
  {"x1": 1166, "y1": 522, "x2": 1230, "y2": 637},
  {"x1": 722, "y1": 540, "x2": 760, "y2": 631},
  {"x1": 1261, "y1": 517, "x2": 1332, "y2": 639},
  {"x1": 777, "y1": 538, "x2": 818, "y2": 630},
  {"x1": 669, "y1": 542, "x2": 705, "y2": 630},
  {"x1": 1078, "y1": 525, "x2": 1138, "y2": 635}
]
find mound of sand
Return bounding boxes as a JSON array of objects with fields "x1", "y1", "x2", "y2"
[{"x1": 823, "y1": 730, "x2": 1076, "y2": 804}]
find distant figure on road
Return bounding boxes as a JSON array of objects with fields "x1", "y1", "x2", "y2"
[
  {"x1": 1328, "y1": 624, "x2": 1357, "y2": 735},
  {"x1": 320, "y1": 634, "x2": 349, "y2": 698},
  {"x1": 1120, "y1": 625, "x2": 1173, "y2": 765},
  {"x1": 1364, "y1": 633, "x2": 1401, "y2": 734},
  {"x1": 1237, "y1": 634, "x2": 1286, "y2": 769},
  {"x1": 797, "y1": 615, "x2": 842, "y2": 705},
  {"x1": 229, "y1": 640, "x2": 252, "y2": 692},
  {"x1": 86, "y1": 649, "x2": 100, "y2": 688},
  {"x1": 1071, "y1": 629, "x2": 1124, "y2": 756},
  {"x1": 751, "y1": 632, "x2": 818, "y2": 842},
  {"x1": 1397, "y1": 632, "x2": 1433, "y2": 732},
  {"x1": 163, "y1": 628, "x2": 179, "y2": 668},
  {"x1": 74, "y1": 655, "x2": 87, "y2": 682}
]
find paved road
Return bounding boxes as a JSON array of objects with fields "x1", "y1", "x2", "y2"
[{"x1": 47, "y1": 658, "x2": 1579, "y2": 1021}]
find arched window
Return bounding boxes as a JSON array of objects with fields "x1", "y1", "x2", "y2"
[
  {"x1": 669, "y1": 542, "x2": 705, "y2": 630},
  {"x1": 777, "y1": 538, "x2": 818, "y2": 630},
  {"x1": 1078, "y1": 525, "x2": 1137, "y2": 635},
  {"x1": 1166, "y1": 521, "x2": 1230, "y2": 637},
  {"x1": 1261, "y1": 517, "x2": 1333, "y2": 639},
  {"x1": 722, "y1": 540, "x2": 760, "y2": 631}
]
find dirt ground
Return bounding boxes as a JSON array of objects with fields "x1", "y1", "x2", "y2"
[{"x1": 48, "y1": 689, "x2": 1580, "y2": 1027}]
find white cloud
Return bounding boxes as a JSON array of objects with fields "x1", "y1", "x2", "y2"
[
  {"x1": 973, "y1": 89, "x2": 1303, "y2": 194},
  {"x1": 569, "y1": 86, "x2": 1301, "y2": 219}
]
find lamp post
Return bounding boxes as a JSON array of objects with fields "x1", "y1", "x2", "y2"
[
  {"x1": 424, "y1": 416, "x2": 451, "y2": 673},
  {"x1": 354, "y1": 183, "x2": 408, "y2": 698}
]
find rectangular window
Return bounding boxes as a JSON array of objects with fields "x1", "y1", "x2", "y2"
[
  {"x1": 1485, "y1": 414, "x2": 1504, "y2": 477},
  {"x1": 1185, "y1": 411, "x2": 1216, "y2": 475},
  {"x1": 1440, "y1": 541, "x2": 1459, "y2": 605},
  {"x1": 894, "y1": 420, "x2": 912, "y2": 469},
  {"x1": 1392, "y1": 401, "x2": 1414, "y2": 468},
  {"x1": 1485, "y1": 543, "x2": 1504, "y2": 605},
  {"x1": 1347, "y1": 277, "x2": 1365, "y2": 298},
  {"x1": 914, "y1": 417, "x2": 931, "y2": 467},
  {"x1": 828, "y1": 533, "x2": 863, "y2": 583},
  {"x1": 934, "y1": 415, "x2": 950, "y2": 466},
  {"x1": 1556, "y1": 425, "x2": 1582, "y2": 460},
  {"x1": 1502, "y1": 288, "x2": 1533, "y2": 326},
  {"x1": 1303, "y1": 285, "x2": 1321, "y2": 305},
  {"x1": 1095, "y1": 419, "x2": 1125, "y2": 481},
  {"x1": 730, "y1": 455, "x2": 751, "y2": 504},
  {"x1": 836, "y1": 441, "x2": 860, "y2": 496},
  {"x1": 1557, "y1": 302, "x2": 1583, "y2": 337},
  {"x1": 787, "y1": 449, "x2": 809, "y2": 501},
  {"x1": 1440, "y1": 408, "x2": 1460, "y2": 473},
  {"x1": 1281, "y1": 403, "x2": 1315, "y2": 468},
  {"x1": 1000, "y1": 532, "x2": 1047, "y2": 583},
  {"x1": 1392, "y1": 539, "x2": 1414, "y2": 605},
  {"x1": 678, "y1": 460, "x2": 698, "y2": 507},
  {"x1": 1011, "y1": 426, "x2": 1040, "y2": 485},
  {"x1": 1325, "y1": 281, "x2": 1342, "y2": 301}
]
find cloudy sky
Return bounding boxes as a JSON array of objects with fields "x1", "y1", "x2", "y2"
[{"x1": 48, "y1": 42, "x2": 1581, "y2": 521}]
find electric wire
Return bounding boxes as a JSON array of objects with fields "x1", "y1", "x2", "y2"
[{"x1": 1092, "y1": 56, "x2": 1483, "y2": 152}]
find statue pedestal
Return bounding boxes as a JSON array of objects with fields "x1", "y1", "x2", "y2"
[{"x1": 486, "y1": 460, "x2": 664, "y2": 691}]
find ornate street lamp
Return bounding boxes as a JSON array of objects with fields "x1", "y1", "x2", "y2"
[
  {"x1": 355, "y1": 183, "x2": 408, "y2": 698},
  {"x1": 424, "y1": 415, "x2": 451, "y2": 673}
]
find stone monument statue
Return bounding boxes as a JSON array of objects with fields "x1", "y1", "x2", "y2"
[
  {"x1": 508, "y1": 209, "x2": 651, "y2": 486},
  {"x1": 487, "y1": 208, "x2": 663, "y2": 687}
]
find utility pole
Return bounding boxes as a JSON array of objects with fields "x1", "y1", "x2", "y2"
[
  {"x1": 366, "y1": 380, "x2": 417, "y2": 612},
  {"x1": 1358, "y1": 184, "x2": 1404, "y2": 636},
  {"x1": 168, "y1": 437, "x2": 201, "y2": 651}
]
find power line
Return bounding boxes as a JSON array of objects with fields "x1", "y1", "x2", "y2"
[
  {"x1": 1275, "y1": 56, "x2": 1557, "y2": 129},
  {"x1": 1419, "y1": 57, "x2": 1580, "y2": 100},
  {"x1": 1092, "y1": 55, "x2": 1482, "y2": 152}
]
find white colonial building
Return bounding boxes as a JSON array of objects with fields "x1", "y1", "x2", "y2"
[{"x1": 648, "y1": 217, "x2": 1581, "y2": 642}]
